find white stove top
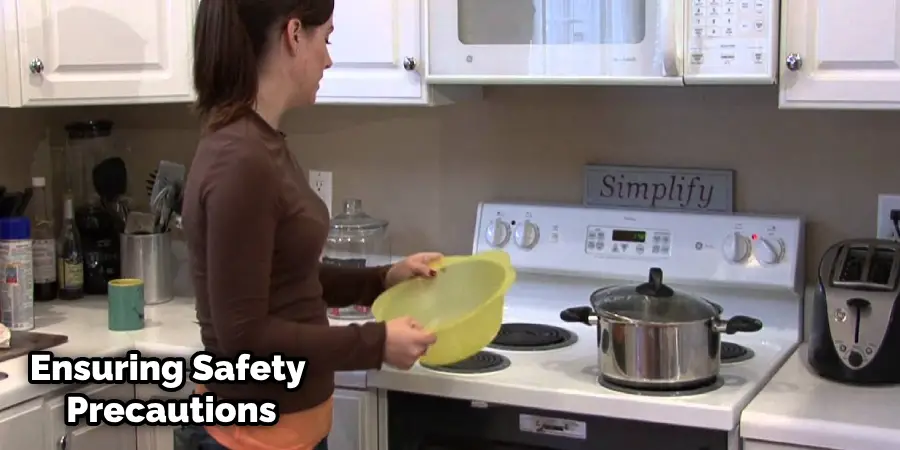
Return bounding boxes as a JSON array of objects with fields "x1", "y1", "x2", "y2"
[{"x1": 367, "y1": 202, "x2": 805, "y2": 431}]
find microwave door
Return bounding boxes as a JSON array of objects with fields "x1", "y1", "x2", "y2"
[{"x1": 426, "y1": 0, "x2": 682, "y2": 84}]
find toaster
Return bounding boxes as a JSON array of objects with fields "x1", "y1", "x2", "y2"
[{"x1": 809, "y1": 238, "x2": 900, "y2": 384}]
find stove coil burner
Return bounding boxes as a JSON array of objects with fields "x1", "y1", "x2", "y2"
[
  {"x1": 420, "y1": 351, "x2": 510, "y2": 374},
  {"x1": 488, "y1": 323, "x2": 578, "y2": 351},
  {"x1": 597, "y1": 376, "x2": 726, "y2": 397},
  {"x1": 721, "y1": 342, "x2": 755, "y2": 364}
]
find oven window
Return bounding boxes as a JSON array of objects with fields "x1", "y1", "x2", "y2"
[{"x1": 457, "y1": 0, "x2": 647, "y2": 45}]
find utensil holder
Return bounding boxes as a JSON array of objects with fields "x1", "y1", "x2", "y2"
[{"x1": 120, "y1": 232, "x2": 173, "y2": 305}]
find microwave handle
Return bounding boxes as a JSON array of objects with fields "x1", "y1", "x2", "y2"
[{"x1": 659, "y1": 0, "x2": 681, "y2": 77}]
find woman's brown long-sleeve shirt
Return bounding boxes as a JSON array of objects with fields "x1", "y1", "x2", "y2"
[{"x1": 182, "y1": 112, "x2": 389, "y2": 413}]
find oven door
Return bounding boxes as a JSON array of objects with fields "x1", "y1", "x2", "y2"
[
  {"x1": 387, "y1": 391, "x2": 732, "y2": 450},
  {"x1": 426, "y1": 0, "x2": 683, "y2": 84}
]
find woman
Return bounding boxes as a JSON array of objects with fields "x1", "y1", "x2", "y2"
[{"x1": 179, "y1": 1, "x2": 439, "y2": 449}]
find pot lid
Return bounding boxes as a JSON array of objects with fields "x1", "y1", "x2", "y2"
[{"x1": 589, "y1": 267, "x2": 718, "y2": 323}]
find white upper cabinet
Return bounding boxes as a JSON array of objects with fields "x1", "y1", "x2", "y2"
[
  {"x1": 317, "y1": 0, "x2": 479, "y2": 105},
  {"x1": 14, "y1": 0, "x2": 195, "y2": 106},
  {"x1": 0, "y1": 0, "x2": 18, "y2": 106},
  {"x1": 780, "y1": 0, "x2": 900, "y2": 109}
]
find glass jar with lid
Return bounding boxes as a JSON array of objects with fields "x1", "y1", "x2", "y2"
[{"x1": 323, "y1": 199, "x2": 391, "y2": 320}]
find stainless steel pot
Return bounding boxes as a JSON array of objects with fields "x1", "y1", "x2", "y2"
[{"x1": 560, "y1": 267, "x2": 762, "y2": 390}]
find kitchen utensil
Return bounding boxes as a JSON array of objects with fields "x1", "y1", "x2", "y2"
[
  {"x1": 125, "y1": 212, "x2": 157, "y2": 235},
  {"x1": 809, "y1": 238, "x2": 900, "y2": 385},
  {"x1": 107, "y1": 278, "x2": 145, "y2": 331},
  {"x1": 148, "y1": 161, "x2": 185, "y2": 206},
  {"x1": 372, "y1": 250, "x2": 516, "y2": 366},
  {"x1": 560, "y1": 267, "x2": 763, "y2": 390},
  {"x1": 324, "y1": 199, "x2": 390, "y2": 320},
  {"x1": 120, "y1": 232, "x2": 174, "y2": 305},
  {"x1": 151, "y1": 185, "x2": 175, "y2": 233}
]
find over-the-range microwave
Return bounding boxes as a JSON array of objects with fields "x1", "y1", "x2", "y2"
[{"x1": 425, "y1": 0, "x2": 779, "y2": 85}]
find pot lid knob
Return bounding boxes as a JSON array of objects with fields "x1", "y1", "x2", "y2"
[{"x1": 635, "y1": 267, "x2": 674, "y2": 297}]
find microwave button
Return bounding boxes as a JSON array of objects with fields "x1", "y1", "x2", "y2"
[
  {"x1": 755, "y1": 0, "x2": 765, "y2": 12},
  {"x1": 694, "y1": 16, "x2": 704, "y2": 26},
  {"x1": 694, "y1": 6, "x2": 705, "y2": 16},
  {"x1": 693, "y1": 27, "x2": 704, "y2": 37},
  {"x1": 691, "y1": 53, "x2": 705, "y2": 65},
  {"x1": 755, "y1": 20, "x2": 765, "y2": 31},
  {"x1": 740, "y1": 1, "x2": 751, "y2": 10},
  {"x1": 709, "y1": 6, "x2": 719, "y2": 14},
  {"x1": 753, "y1": 52, "x2": 764, "y2": 63},
  {"x1": 724, "y1": 27, "x2": 734, "y2": 36},
  {"x1": 708, "y1": 17, "x2": 719, "y2": 26},
  {"x1": 707, "y1": 27, "x2": 720, "y2": 37},
  {"x1": 740, "y1": 22, "x2": 751, "y2": 33}
]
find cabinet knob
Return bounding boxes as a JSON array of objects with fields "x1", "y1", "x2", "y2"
[
  {"x1": 402, "y1": 57, "x2": 417, "y2": 71},
  {"x1": 58, "y1": 434, "x2": 68, "y2": 450},
  {"x1": 29, "y1": 58, "x2": 44, "y2": 74},
  {"x1": 785, "y1": 53, "x2": 802, "y2": 71}
]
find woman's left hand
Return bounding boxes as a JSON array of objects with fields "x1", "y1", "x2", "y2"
[{"x1": 385, "y1": 252, "x2": 444, "y2": 288}]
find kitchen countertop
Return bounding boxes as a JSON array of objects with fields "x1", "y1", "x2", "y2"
[
  {"x1": 741, "y1": 344, "x2": 900, "y2": 449},
  {"x1": 0, "y1": 297, "x2": 369, "y2": 411}
]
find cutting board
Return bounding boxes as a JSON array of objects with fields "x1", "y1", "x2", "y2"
[{"x1": 0, "y1": 331, "x2": 69, "y2": 363}]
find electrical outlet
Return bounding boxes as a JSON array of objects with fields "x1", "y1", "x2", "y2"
[
  {"x1": 876, "y1": 194, "x2": 900, "y2": 240},
  {"x1": 309, "y1": 170, "x2": 333, "y2": 216}
]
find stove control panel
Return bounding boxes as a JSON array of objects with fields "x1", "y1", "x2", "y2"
[
  {"x1": 585, "y1": 226, "x2": 672, "y2": 258},
  {"x1": 474, "y1": 202, "x2": 804, "y2": 290}
]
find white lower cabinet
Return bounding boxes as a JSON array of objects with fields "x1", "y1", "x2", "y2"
[
  {"x1": 47, "y1": 384, "x2": 138, "y2": 450},
  {"x1": 329, "y1": 388, "x2": 378, "y2": 450},
  {"x1": 743, "y1": 440, "x2": 831, "y2": 450},
  {"x1": 134, "y1": 384, "x2": 378, "y2": 450},
  {"x1": 0, "y1": 397, "x2": 45, "y2": 449}
]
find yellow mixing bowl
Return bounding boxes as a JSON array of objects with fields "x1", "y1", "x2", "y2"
[{"x1": 372, "y1": 250, "x2": 516, "y2": 366}]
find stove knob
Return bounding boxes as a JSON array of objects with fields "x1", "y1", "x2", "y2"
[
  {"x1": 514, "y1": 220, "x2": 540, "y2": 249},
  {"x1": 721, "y1": 232, "x2": 751, "y2": 263},
  {"x1": 485, "y1": 219, "x2": 511, "y2": 248},
  {"x1": 753, "y1": 237, "x2": 785, "y2": 265}
]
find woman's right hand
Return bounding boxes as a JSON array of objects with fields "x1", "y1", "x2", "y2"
[{"x1": 383, "y1": 317, "x2": 437, "y2": 369}]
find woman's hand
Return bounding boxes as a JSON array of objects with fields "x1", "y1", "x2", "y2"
[{"x1": 385, "y1": 252, "x2": 443, "y2": 288}]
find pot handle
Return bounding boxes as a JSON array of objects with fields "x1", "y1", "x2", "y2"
[
  {"x1": 560, "y1": 307, "x2": 597, "y2": 325},
  {"x1": 716, "y1": 315, "x2": 763, "y2": 334}
]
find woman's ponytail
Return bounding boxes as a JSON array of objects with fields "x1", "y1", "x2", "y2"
[{"x1": 192, "y1": 0, "x2": 258, "y2": 130}]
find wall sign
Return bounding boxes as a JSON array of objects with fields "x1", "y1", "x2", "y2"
[{"x1": 583, "y1": 164, "x2": 734, "y2": 212}]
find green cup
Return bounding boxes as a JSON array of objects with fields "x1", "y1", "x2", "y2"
[{"x1": 108, "y1": 279, "x2": 145, "y2": 331}]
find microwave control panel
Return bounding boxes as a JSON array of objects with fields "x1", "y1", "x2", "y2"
[{"x1": 684, "y1": 0, "x2": 778, "y2": 82}]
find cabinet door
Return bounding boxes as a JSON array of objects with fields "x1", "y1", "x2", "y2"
[
  {"x1": 329, "y1": 389, "x2": 377, "y2": 450},
  {"x1": 47, "y1": 384, "x2": 137, "y2": 450},
  {"x1": 15, "y1": 0, "x2": 194, "y2": 106},
  {"x1": 0, "y1": 399, "x2": 45, "y2": 450},
  {"x1": 316, "y1": 0, "x2": 424, "y2": 104},
  {"x1": 780, "y1": 0, "x2": 900, "y2": 109}
]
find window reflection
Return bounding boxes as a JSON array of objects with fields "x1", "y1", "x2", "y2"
[{"x1": 457, "y1": 0, "x2": 647, "y2": 45}]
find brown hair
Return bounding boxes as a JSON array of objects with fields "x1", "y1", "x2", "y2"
[{"x1": 192, "y1": 0, "x2": 334, "y2": 130}]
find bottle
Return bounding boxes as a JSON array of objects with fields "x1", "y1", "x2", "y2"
[
  {"x1": 57, "y1": 193, "x2": 84, "y2": 300},
  {"x1": 30, "y1": 177, "x2": 57, "y2": 301},
  {"x1": 0, "y1": 217, "x2": 34, "y2": 330}
]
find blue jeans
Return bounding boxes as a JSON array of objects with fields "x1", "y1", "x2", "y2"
[{"x1": 174, "y1": 425, "x2": 328, "y2": 450}]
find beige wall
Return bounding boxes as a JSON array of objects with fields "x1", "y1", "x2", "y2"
[{"x1": 2, "y1": 85, "x2": 900, "y2": 280}]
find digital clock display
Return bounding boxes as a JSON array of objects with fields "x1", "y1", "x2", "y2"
[{"x1": 612, "y1": 229, "x2": 647, "y2": 243}]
